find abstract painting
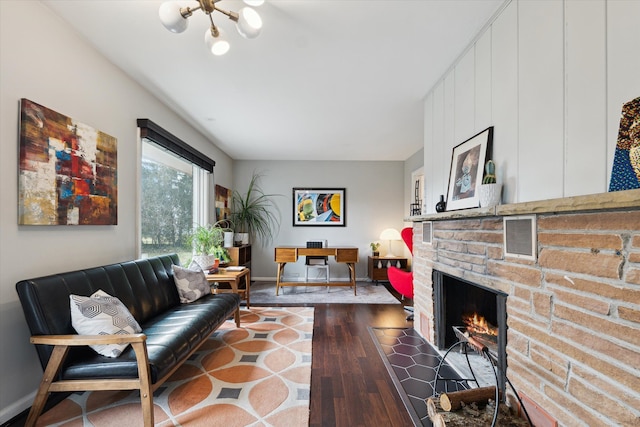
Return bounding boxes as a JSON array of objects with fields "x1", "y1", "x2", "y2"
[
  {"x1": 215, "y1": 184, "x2": 231, "y2": 221},
  {"x1": 293, "y1": 188, "x2": 345, "y2": 226},
  {"x1": 19, "y1": 99, "x2": 117, "y2": 225}
]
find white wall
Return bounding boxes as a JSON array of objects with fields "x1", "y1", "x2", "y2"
[
  {"x1": 423, "y1": 0, "x2": 640, "y2": 213},
  {"x1": 232, "y1": 160, "x2": 406, "y2": 280},
  {"x1": 0, "y1": 1, "x2": 233, "y2": 422}
]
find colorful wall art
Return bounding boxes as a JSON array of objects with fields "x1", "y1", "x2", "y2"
[
  {"x1": 215, "y1": 184, "x2": 231, "y2": 221},
  {"x1": 609, "y1": 97, "x2": 640, "y2": 192},
  {"x1": 293, "y1": 188, "x2": 345, "y2": 226},
  {"x1": 18, "y1": 99, "x2": 118, "y2": 225}
]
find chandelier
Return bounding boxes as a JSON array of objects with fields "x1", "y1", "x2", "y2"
[{"x1": 159, "y1": 0, "x2": 264, "y2": 56}]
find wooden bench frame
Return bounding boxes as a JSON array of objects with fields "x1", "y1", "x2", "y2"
[{"x1": 26, "y1": 304, "x2": 241, "y2": 427}]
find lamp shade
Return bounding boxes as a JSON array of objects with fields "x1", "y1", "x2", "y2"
[
  {"x1": 204, "y1": 28, "x2": 230, "y2": 56},
  {"x1": 236, "y1": 7, "x2": 262, "y2": 39},
  {"x1": 159, "y1": 1, "x2": 189, "y2": 33},
  {"x1": 379, "y1": 228, "x2": 401, "y2": 241}
]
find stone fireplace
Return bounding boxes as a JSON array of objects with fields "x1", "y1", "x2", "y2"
[
  {"x1": 433, "y1": 269, "x2": 508, "y2": 394},
  {"x1": 410, "y1": 189, "x2": 640, "y2": 426}
]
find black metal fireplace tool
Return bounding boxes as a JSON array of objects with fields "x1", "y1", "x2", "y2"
[{"x1": 433, "y1": 326, "x2": 533, "y2": 427}]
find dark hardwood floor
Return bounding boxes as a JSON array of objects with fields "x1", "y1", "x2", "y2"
[
  {"x1": 5, "y1": 285, "x2": 416, "y2": 427},
  {"x1": 307, "y1": 302, "x2": 415, "y2": 427}
]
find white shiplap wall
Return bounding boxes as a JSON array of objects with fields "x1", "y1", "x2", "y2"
[{"x1": 423, "y1": 0, "x2": 640, "y2": 213}]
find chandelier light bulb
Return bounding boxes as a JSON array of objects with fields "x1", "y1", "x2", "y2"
[
  {"x1": 204, "y1": 28, "x2": 230, "y2": 56},
  {"x1": 159, "y1": 1, "x2": 189, "y2": 33},
  {"x1": 243, "y1": 0, "x2": 264, "y2": 6},
  {"x1": 236, "y1": 7, "x2": 262, "y2": 39}
]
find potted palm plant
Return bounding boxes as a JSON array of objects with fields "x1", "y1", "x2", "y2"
[
  {"x1": 231, "y1": 172, "x2": 281, "y2": 247},
  {"x1": 188, "y1": 221, "x2": 231, "y2": 269}
]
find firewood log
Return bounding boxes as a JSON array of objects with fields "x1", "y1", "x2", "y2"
[
  {"x1": 427, "y1": 397, "x2": 438, "y2": 419},
  {"x1": 432, "y1": 413, "x2": 446, "y2": 427},
  {"x1": 440, "y1": 386, "x2": 499, "y2": 412}
]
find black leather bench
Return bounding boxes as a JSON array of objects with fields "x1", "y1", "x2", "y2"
[{"x1": 16, "y1": 253, "x2": 240, "y2": 427}]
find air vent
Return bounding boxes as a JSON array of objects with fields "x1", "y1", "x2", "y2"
[
  {"x1": 422, "y1": 221, "x2": 433, "y2": 244},
  {"x1": 503, "y1": 215, "x2": 536, "y2": 260}
]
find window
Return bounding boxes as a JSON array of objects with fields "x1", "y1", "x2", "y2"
[{"x1": 138, "y1": 120, "x2": 215, "y2": 262}]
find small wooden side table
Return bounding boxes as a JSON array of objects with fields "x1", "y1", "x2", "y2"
[
  {"x1": 206, "y1": 268, "x2": 251, "y2": 308},
  {"x1": 368, "y1": 256, "x2": 408, "y2": 284}
]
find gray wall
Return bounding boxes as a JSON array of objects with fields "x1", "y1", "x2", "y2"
[
  {"x1": 233, "y1": 160, "x2": 406, "y2": 280},
  {"x1": 0, "y1": 1, "x2": 233, "y2": 421}
]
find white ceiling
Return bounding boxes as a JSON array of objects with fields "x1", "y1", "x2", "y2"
[{"x1": 43, "y1": 0, "x2": 503, "y2": 161}]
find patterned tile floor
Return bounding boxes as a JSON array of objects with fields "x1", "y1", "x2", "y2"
[{"x1": 370, "y1": 328, "x2": 470, "y2": 427}]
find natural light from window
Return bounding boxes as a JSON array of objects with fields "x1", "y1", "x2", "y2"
[{"x1": 141, "y1": 139, "x2": 210, "y2": 264}]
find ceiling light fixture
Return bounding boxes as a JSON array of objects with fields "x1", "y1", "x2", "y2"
[{"x1": 159, "y1": 0, "x2": 263, "y2": 56}]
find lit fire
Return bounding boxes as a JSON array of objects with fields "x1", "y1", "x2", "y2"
[{"x1": 462, "y1": 313, "x2": 498, "y2": 337}]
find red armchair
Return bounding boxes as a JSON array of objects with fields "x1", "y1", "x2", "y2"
[{"x1": 387, "y1": 227, "x2": 414, "y2": 320}]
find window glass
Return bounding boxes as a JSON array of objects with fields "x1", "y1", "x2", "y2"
[{"x1": 141, "y1": 139, "x2": 207, "y2": 264}]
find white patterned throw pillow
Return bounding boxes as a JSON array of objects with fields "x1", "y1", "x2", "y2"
[
  {"x1": 172, "y1": 264, "x2": 210, "y2": 303},
  {"x1": 69, "y1": 289, "x2": 142, "y2": 358}
]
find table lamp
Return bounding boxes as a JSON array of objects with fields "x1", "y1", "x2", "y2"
[{"x1": 379, "y1": 228, "x2": 401, "y2": 257}]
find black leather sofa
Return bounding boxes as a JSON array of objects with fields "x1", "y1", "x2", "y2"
[{"x1": 16, "y1": 253, "x2": 240, "y2": 427}]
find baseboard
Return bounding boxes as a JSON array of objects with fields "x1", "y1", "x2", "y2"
[
  {"x1": 0, "y1": 391, "x2": 34, "y2": 426},
  {"x1": 1, "y1": 392, "x2": 70, "y2": 427}
]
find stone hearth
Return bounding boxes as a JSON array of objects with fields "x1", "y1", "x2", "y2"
[{"x1": 409, "y1": 189, "x2": 640, "y2": 426}]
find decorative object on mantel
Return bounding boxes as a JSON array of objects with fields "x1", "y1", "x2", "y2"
[
  {"x1": 410, "y1": 178, "x2": 422, "y2": 215},
  {"x1": 478, "y1": 160, "x2": 502, "y2": 208},
  {"x1": 159, "y1": 0, "x2": 263, "y2": 56},
  {"x1": 609, "y1": 96, "x2": 640, "y2": 192},
  {"x1": 18, "y1": 99, "x2": 117, "y2": 225},
  {"x1": 435, "y1": 195, "x2": 447, "y2": 212},
  {"x1": 445, "y1": 127, "x2": 493, "y2": 211}
]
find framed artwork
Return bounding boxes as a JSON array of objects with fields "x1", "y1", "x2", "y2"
[
  {"x1": 293, "y1": 188, "x2": 345, "y2": 226},
  {"x1": 445, "y1": 126, "x2": 493, "y2": 211},
  {"x1": 215, "y1": 184, "x2": 232, "y2": 221},
  {"x1": 608, "y1": 96, "x2": 640, "y2": 191},
  {"x1": 18, "y1": 99, "x2": 118, "y2": 225}
]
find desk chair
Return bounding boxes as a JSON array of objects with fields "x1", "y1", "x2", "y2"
[
  {"x1": 305, "y1": 240, "x2": 329, "y2": 283},
  {"x1": 387, "y1": 228, "x2": 414, "y2": 320}
]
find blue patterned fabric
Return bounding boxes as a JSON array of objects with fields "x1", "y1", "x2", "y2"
[{"x1": 609, "y1": 97, "x2": 640, "y2": 192}]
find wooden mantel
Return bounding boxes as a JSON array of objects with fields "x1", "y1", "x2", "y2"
[{"x1": 408, "y1": 188, "x2": 640, "y2": 222}]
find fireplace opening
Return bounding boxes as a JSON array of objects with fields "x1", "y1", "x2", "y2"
[{"x1": 433, "y1": 270, "x2": 508, "y2": 395}]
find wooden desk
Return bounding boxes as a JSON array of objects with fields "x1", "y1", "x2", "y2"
[
  {"x1": 206, "y1": 268, "x2": 251, "y2": 308},
  {"x1": 274, "y1": 246, "x2": 358, "y2": 296}
]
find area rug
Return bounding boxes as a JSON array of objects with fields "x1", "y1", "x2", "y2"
[
  {"x1": 250, "y1": 281, "x2": 401, "y2": 305},
  {"x1": 35, "y1": 307, "x2": 314, "y2": 427}
]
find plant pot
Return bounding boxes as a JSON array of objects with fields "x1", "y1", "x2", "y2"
[
  {"x1": 372, "y1": 251, "x2": 379, "y2": 257},
  {"x1": 192, "y1": 254, "x2": 218, "y2": 270},
  {"x1": 223, "y1": 232, "x2": 234, "y2": 248},
  {"x1": 479, "y1": 183, "x2": 502, "y2": 208},
  {"x1": 234, "y1": 232, "x2": 249, "y2": 246}
]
